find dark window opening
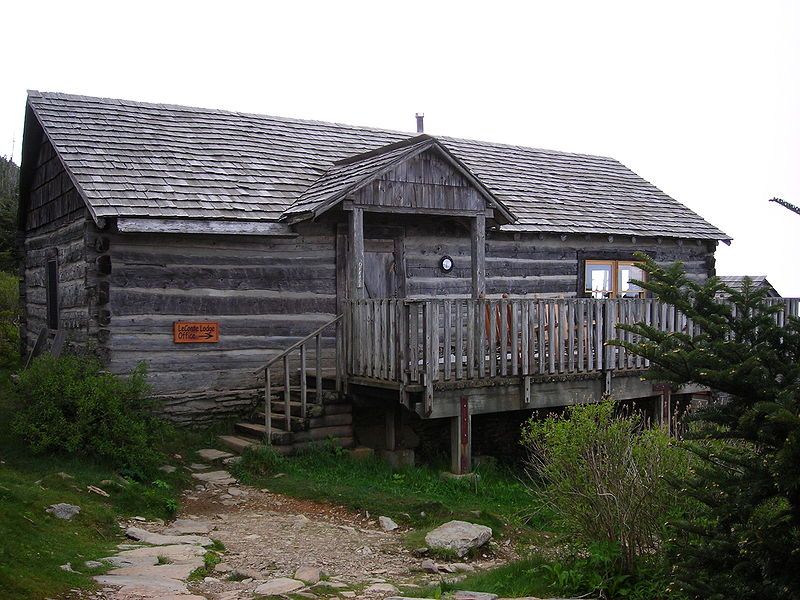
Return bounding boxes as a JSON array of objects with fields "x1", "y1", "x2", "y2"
[{"x1": 47, "y1": 259, "x2": 59, "y2": 330}]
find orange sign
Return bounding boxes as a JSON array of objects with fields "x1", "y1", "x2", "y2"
[{"x1": 173, "y1": 321, "x2": 220, "y2": 343}]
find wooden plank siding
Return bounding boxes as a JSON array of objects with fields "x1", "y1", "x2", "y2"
[{"x1": 349, "y1": 150, "x2": 486, "y2": 214}]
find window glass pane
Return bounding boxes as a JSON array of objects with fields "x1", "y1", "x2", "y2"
[
  {"x1": 619, "y1": 264, "x2": 644, "y2": 297},
  {"x1": 586, "y1": 263, "x2": 612, "y2": 298}
]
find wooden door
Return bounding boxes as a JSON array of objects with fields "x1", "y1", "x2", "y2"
[{"x1": 364, "y1": 239, "x2": 400, "y2": 299}]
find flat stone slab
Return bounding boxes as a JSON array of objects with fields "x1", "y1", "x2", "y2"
[
  {"x1": 365, "y1": 583, "x2": 400, "y2": 594},
  {"x1": 107, "y1": 562, "x2": 201, "y2": 579},
  {"x1": 197, "y1": 448, "x2": 234, "y2": 461},
  {"x1": 116, "y1": 543, "x2": 208, "y2": 562},
  {"x1": 453, "y1": 592, "x2": 498, "y2": 600},
  {"x1": 126, "y1": 526, "x2": 212, "y2": 547},
  {"x1": 254, "y1": 577, "x2": 306, "y2": 595},
  {"x1": 191, "y1": 470, "x2": 236, "y2": 485},
  {"x1": 189, "y1": 463, "x2": 211, "y2": 470},
  {"x1": 101, "y1": 555, "x2": 159, "y2": 569},
  {"x1": 93, "y1": 574, "x2": 188, "y2": 594},
  {"x1": 164, "y1": 518, "x2": 215, "y2": 535}
]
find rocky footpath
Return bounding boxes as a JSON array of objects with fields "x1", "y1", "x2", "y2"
[{"x1": 68, "y1": 448, "x2": 567, "y2": 600}]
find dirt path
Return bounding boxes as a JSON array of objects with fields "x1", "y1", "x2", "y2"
[{"x1": 89, "y1": 461, "x2": 511, "y2": 600}]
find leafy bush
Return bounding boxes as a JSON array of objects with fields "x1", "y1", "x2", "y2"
[
  {"x1": 12, "y1": 354, "x2": 168, "y2": 478},
  {"x1": 0, "y1": 271, "x2": 19, "y2": 367},
  {"x1": 521, "y1": 399, "x2": 692, "y2": 576}
]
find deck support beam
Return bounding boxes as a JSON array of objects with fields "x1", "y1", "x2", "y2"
[{"x1": 450, "y1": 396, "x2": 472, "y2": 474}]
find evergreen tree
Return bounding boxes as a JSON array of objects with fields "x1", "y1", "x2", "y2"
[
  {"x1": 0, "y1": 156, "x2": 20, "y2": 273},
  {"x1": 614, "y1": 254, "x2": 800, "y2": 600}
]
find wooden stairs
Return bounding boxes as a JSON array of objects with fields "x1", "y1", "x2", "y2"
[{"x1": 219, "y1": 373, "x2": 354, "y2": 456}]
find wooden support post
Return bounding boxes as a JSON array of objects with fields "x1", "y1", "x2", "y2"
[
  {"x1": 471, "y1": 214, "x2": 486, "y2": 299},
  {"x1": 385, "y1": 405, "x2": 398, "y2": 451},
  {"x1": 350, "y1": 207, "x2": 365, "y2": 300},
  {"x1": 653, "y1": 383, "x2": 673, "y2": 435},
  {"x1": 450, "y1": 396, "x2": 472, "y2": 474}
]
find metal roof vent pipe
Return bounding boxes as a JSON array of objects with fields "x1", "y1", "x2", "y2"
[{"x1": 416, "y1": 113, "x2": 424, "y2": 134}]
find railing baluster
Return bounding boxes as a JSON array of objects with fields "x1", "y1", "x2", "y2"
[
  {"x1": 424, "y1": 301, "x2": 434, "y2": 414},
  {"x1": 388, "y1": 299, "x2": 396, "y2": 381},
  {"x1": 443, "y1": 300, "x2": 452, "y2": 381},
  {"x1": 410, "y1": 303, "x2": 419, "y2": 382},
  {"x1": 520, "y1": 301, "x2": 529, "y2": 376},
  {"x1": 489, "y1": 300, "x2": 497, "y2": 377},
  {"x1": 467, "y1": 300, "x2": 476, "y2": 379},
  {"x1": 577, "y1": 300, "x2": 585, "y2": 372},
  {"x1": 511, "y1": 300, "x2": 528, "y2": 375},
  {"x1": 455, "y1": 300, "x2": 464, "y2": 380},
  {"x1": 499, "y1": 299, "x2": 507, "y2": 376},
  {"x1": 283, "y1": 354, "x2": 291, "y2": 432},
  {"x1": 588, "y1": 300, "x2": 595, "y2": 372},
  {"x1": 382, "y1": 299, "x2": 389, "y2": 379},
  {"x1": 432, "y1": 301, "x2": 441, "y2": 382},
  {"x1": 316, "y1": 332, "x2": 324, "y2": 402},
  {"x1": 478, "y1": 299, "x2": 487, "y2": 378},
  {"x1": 300, "y1": 343, "x2": 307, "y2": 419},
  {"x1": 567, "y1": 300, "x2": 576, "y2": 373},
  {"x1": 528, "y1": 301, "x2": 537, "y2": 374},
  {"x1": 265, "y1": 367, "x2": 272, "y2": 444},
  {"x1": 398, "y1": 300, "x2": 407, "y2": 385}
]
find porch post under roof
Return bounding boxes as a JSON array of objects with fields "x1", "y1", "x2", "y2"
[
  {"x1": 349, "y1": 207, "x2": 365, "y2": 300},
  {"x1": 471, "y1": 214, "x2": 486, "y2": 299}
]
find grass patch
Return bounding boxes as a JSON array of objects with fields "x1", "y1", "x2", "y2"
[
  {"x1": 188, "y1": 550, "x2": 222, "y2": 581},
  {"x1": 0, "y1": 367, "x2": 224, "y2": 598},
  {"x1": 441, "y1": 557, "x2": 554, "y2": 598},
  {"x1": 209, "y1": 538, "x2": 226, "y2": 552},
  {"x1": 232, "y1": 443, "x2": 538, "y2": 534}
]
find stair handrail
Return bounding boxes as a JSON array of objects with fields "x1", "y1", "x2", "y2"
[
  {"x1": 254, "y1": 314, "x2": 344, "y2": 374},
  {"x1": 254, "y1": 313, "x2": 344, "y2": 445}
]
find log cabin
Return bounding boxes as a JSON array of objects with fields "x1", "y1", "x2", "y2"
[{"x1": 20, "y1": 90, "x2": 769, "y2": 471}]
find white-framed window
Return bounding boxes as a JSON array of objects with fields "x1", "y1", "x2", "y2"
[{"x1": 585, "y1": 260, "x2": 646, "y2": 299}]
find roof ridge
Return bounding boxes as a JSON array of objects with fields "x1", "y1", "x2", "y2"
[
  {"x1": 439, "y1": 134, "x2": 620, "y2": 163},
  {"x1": 29, "y1": 90, "x2": 622, "y2": 163},
  {"x1": 28, "y1": 89, "x2": 416, "y2": 138},
  {"x1": 333, "y1": 134, "x2": 432, "y2": 166}
]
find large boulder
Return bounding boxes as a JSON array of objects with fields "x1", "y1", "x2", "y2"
[
  {"x1": 424, "y1": 520, "x2": 492, "y2": 557},
  {"x1": 46, "y1": 503, "x2": 81, "y2": 520}
]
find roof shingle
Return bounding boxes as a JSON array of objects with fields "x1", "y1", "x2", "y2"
[{"x1": 26, "y1": 90, "x2": 729, "y2": 241}]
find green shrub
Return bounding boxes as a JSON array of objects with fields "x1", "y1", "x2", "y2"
[
  {"x1": 0, "y1": 271, "x2": 19, "y2": 368},
  {"x1": 521, "y1": 399, "x2": 692, "y2": 576},
  {"x1": 12, "y1": 354, "x2": 168, "y2": 478}
]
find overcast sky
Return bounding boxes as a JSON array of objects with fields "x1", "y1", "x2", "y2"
[{"x1": 2, "y1": 1, "x2": 798, "y2": 293}]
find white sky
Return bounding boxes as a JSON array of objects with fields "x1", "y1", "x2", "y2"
[{"x1": 2, "y1": 1, "x2": 798, "y2": 293}]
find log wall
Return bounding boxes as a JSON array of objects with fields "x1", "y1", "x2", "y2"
[
  {"x1": 399, "y1": 219, "x2": 716, "y2": 298},
  {"x1": 104, "y1": 222, "x2": 339, "y2": 422},
  {"x1": 20, "y1": 134, "x2": 92, "y2": 353}
]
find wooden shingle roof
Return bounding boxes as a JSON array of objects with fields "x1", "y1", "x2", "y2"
[
  {"x1": 24, "y1": 90, "x2": 729, "y2": 241},
  {"x1": 718, "y1": 276, "x2": 781, "y2": 297}
]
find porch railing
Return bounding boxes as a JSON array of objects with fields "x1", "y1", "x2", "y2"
[{"x1": 346, "y1": 297, "x2": 800, "y2": 411}]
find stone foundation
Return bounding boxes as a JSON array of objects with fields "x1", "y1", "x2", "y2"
[{"x1": 156, "y1": 388, "x2": 259, "y2": 425}]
